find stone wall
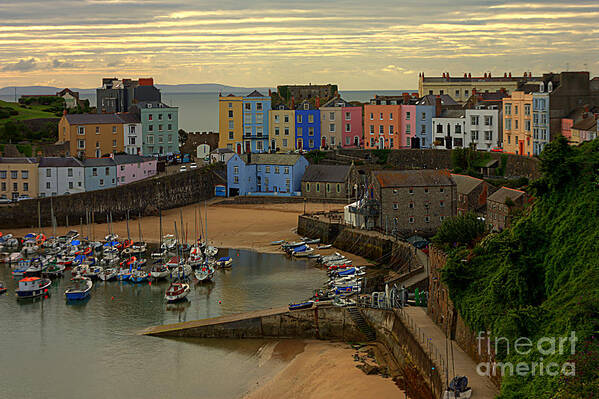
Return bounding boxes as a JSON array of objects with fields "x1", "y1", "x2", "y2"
[
  {"x1": 0, "y1": 164, "x2": 226, "y2": 229},
  {"x1": 362, "y1": 308, "x2": 441, "y2": 398},
  {"x1": 297, "y1": 214, "x2": 344, "y2": 244}
]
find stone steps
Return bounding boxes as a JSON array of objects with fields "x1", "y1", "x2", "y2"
[{"x1": 347, "y1": 306, "x2": 377, "y2": 341}]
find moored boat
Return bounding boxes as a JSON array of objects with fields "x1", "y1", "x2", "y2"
[
  {"x1": 130, "y1": 269, "x2": 149, "y2": 283},
  {"x1": 164, "y1": 282, "x2": 190, "y2": 302},
  {"x1": 99, "y1": 267, "x2": 117, "y2": 281},
  {"x1": 150, "y1": 263, "x2": 170, "y2": 280},
  {"x1": 194, "y1": 264, "x2": 215, "y2": 282},
  {"x1": 15, "y1": 276, "x2": 52, "y2": 299},
  {"x1": 289, "y1": 300, "x2": 314, "y2": 311},
  {"x1": 0, "y1": 281, "x2": 6, "y2": 295},
  {"x1": 64, "y1": 277, "x2": 93, "y2": 301},
  {"x1": 215, "y1": 256, "x2": 232, "y2": 269}
]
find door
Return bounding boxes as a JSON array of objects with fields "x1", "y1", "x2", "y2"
[
  {"x1": 379, "y1": 137, "x2": 384, "y2": 149},
  {"x1": 271, "y1": 140, "x2": 276, "y2": 152},
  {"x1": 245, "y1": 141, "x2": 251, "y2": 154},
  {"x1": 257, "y1": 176, "x2": 261, "y2": 192},
  {"x1": 297, "y1": 138, "x2": 303, "y2": 150},
  {"x1": 321, "y1": 137, "x2": 326, "y2": 149},
  {"x1": 354, "y1": 136, "x2": 359, "y2": 147},
  {"x1": 236, "y1": 143, "x2": 242, "y2": 154},
  {"x1": 519, "y1": 140, "x2": 524, "y2": 155}
]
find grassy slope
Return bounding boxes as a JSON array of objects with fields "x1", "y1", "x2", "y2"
[
  {"x1": 441, "y1": 138, "x2": 599, "y2": 398},
  {"x1": 0, "y1": 100, "x2": 58, "y2": 123}
]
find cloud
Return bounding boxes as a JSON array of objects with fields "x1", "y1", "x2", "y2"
[
  {"x1": 2, "y1": 57, "x2": 37, "y2": 71},
  {"x1": 382, "y1": 65, "x2": 407, "y2": 73},
  {"x1": 51, "y1": 59, "x2": 75, "y2": 68}
]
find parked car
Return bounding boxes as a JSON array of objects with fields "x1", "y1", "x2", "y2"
[
  {"x1": 190, "y1": 163, "x2": 198, "y2": 170},
  {"x1": 0, "y1": 198, "x2": 12, "y2": 204},
  {"x1": 16, "y1": 195, "x2": 32, "y2": 202},
  {"x1": 179, "y1": 165, "x2": 187, "y2": 172}
]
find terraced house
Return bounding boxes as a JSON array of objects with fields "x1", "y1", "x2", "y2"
[
  {"x1": 0, "y1": 157, "x2": 38, "y2": 200},
  {"x1": 218, "y1": 94, "x2": 244, "y2": 154},
  {"x1": 242, "y1": 91, "x2": 271, "y2": 153},
  {"x1": 295, "y1": 100, "x2": 321, "y2": 151},
  {"x1": 269, "y1": 105, "x2": 295, "y2": 152},
  {"x1": 136, "y1": 102, "x2": 178, "y2": 156},
  {"x1": 58, "y1": 113, "x2": 125, "y2": 158},
  {"x1": 38, "y1": 157, "x2": 85, "y2": 197}
]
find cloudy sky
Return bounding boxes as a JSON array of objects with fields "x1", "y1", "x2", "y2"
[{"x1": 0, "y1": 0, "x2": 597, "y2": 89}]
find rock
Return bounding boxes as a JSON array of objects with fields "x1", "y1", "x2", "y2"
[{"x1": 357, "y1": 363, "x2": 380, "y2": 375}]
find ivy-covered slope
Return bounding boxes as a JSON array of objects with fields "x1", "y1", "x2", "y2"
[{"x1": 439, "y1": 137, "x2": 599, "y2": 398}]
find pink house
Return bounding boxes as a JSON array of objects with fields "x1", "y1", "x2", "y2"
[
  {"x1": 342, "y1": 106, "x2": 363, "y2": 148},
  {"x1": 401, "y1": 104, "x2": 417, "y2": 149},
  {"x1": 114, "y1": 154, "x2": 157, "y2": 185}
]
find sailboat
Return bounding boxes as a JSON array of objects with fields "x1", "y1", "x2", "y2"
[
  {"x1": 194, "y1": 262, "x2": 215, "y2": 282},
  {"x1": 164, "y1": 281, "x2": 190, "y2": 302}
]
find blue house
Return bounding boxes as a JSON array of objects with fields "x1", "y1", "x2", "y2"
[
  {"x1": 415, "y1": 104, "x2": 434, "y2": 148},
  {"x1": 83, "y1": 158, "x2": 117, "y2": 191},
  {"x1": 226, "y1": 153, "x2": 309, "y2": 197},
  {"x1": 242, "y1": 90, "x2": 271, "y2": 153},
  {"x1": 295, "y1": 100, "x2": 321, "y2": 151}
]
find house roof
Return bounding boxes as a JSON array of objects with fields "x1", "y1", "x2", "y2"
[
  {"x1": 438, "y1": 109, "x2": 465, "y2": 118},
  {"x1": 113, "y1": 154, "x2": 154, "y2": 164},
  {"x1": 245, "y1": 90, "x2": 265, "y2": 98},
  {"x1": 82, "y1": 158, "x2": 116, "y2": 167},
  {"x1": 211, "y1": 148, "x2": 234, "y2": 154},
  {"x1": 488, "y1": 187, "x2": 525, "y2": 203},
  {"x1": 0, "y1": 157, "x2": 37, "y2": 164},
  {"x1": 38, "y1": 157, "x2": 84, "y2": 167},
  {"x1": 321, "y1": 97, "x2": 351, "y2": 108},
  {"x1": 295, "y1": 100, "x2": 317, "y2": 110},
  {"x1": 56, "y1": 88, "x2": 79, "y2": 98},
  {"x1": 241, "y1": 153, "x2": 303, "y2": 166},
  {"x1": 65, "y1": 113, "x2": 125, "y2": 125},
  {"x1": 451, "y1": 174, "x2": 483, "y2": 195},
  {"x1": 416, "y1": 94, "x2": 459, "y2": 106},
  {"x1": 117, "y1": 112, "x2": 141, "y2": 123},
  {"x1": 572, "y1": 117, "x2": 597, "y2": 131},
  {"x1": 302, "y1": 164, "x2": 352, "y2": 183},
  {"x1": 373, "y1": 169, "x2": 454, "y2": 187},
  {"x1": 136, "y1": 101, "x2": 177, "y2": 109}
]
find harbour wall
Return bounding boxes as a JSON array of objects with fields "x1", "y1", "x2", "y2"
[
  {"x1": 0, "y1": 164, "x2": 226, "y2": 229},
  {"x1": 143, "y1": 305, "x2": 368, "y2": 342},
  {"x1": 361, "y1": 308, "x2": 444, "y2": 399}
]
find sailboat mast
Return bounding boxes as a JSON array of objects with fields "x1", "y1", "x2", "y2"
[
  {"x1": 138, "y1": 211, "x2": 142, "y2": 242},
  {"x1": 126, "y1": 211, "x2": 130, "y2": 241}
]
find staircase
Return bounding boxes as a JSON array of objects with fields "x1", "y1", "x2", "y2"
[{"x1": 347, "y1": 307, "x2": 377, "y2": 341}]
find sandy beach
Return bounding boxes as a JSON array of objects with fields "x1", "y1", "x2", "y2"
[
  {"x1": 244, "y1": 340, "x2": 403, "y2": 399},
  {"x1": 8, "y1": 201, "x2": 371, "y2": 266}
]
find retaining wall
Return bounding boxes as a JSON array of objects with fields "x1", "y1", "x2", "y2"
[{"x1": 0, "y1": 164, "x2": 225, "y2": 229}]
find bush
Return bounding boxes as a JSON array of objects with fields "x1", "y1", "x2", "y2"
[{"x1": 432, "y1": 212, "x2": 487, "y2": 250}]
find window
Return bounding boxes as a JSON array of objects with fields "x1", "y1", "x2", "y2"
[
  {"x1": 0, "y1": 170, "x2": 5, "y2": 179},
  {"x1": 168, "y1": 135, "x2": 173, "y2": 143},
  {"x1": 421, "y1": 112, "x2": 426, "y2": 121},
  {"x1": 1, "y1": 182, "x2": 4, "y2": 190},
  {"x1": 316, "y1": 183, "x2": 320, "y2": 192},
  {"x1": 304, "y1": 103, "x2": 309, "y2": 110},
  {"x1": 436, "y1": 124, "x2": 443, "y2": 134},
  {"x1": 21, "y1": 170, "x2": 28, "y2": 179},
  {"x1": 329, "y1": 112, "x2": 335, "y2": 121},
  {"x1": 379, "y1": 125, "x2": 384, "y2": 134},
  {"x1": 112, "y1": 140, "x2": 117, "y2": 147},
  {"x1": 485, "y1": 131, "x2": 493, "y2": 141},
  {"x1": 96, "y1": 141, "x2": 100, "y2": 148},
  {"x1": 284, "y1": 127, "x2": 290, "y2": 136},
  {"x1": 274, "y1": 166, "x2": 280, "y2": 174},
  {"x1": 336, "y1": 183, "x2": 341, "y2": 193},
  {"x1": 283, "y1": 138, "x2": 288, "y2": 147},
  {"x1": 440, "y1": 200, "x2": 445, "y2": 207},
  {"x1": 297, "y1": 127, "x2": 303, "y2": 136},
  {"x1": 524, "y1": 104, "x2": 531, "y2": 116},
  {"x1": 455, "y1": 89, "x2": 460, "y2": 97},
  {"x1": 284, "y1": 115, "x2": 289, "y2": 123},
  {"x1": 95, "y1": 126, "x2": 100, "y2": 134},
  {"x1": 265, "y1": 166, "x2": 270, "y2": 173},
  {"x1": 309, "y1": 139, "x2": 314, "y2": 148},
  {"x1": 393, "y1": 203, "x2": 398, "y2": 210},
  {"x1": 505, "y1": 104, "x2": 511, "y2": 115},
  {"x1": 308, "y1": 115, "x2": 314, "y2": 123},
  {"x1": 245, "y1": 103, "x2": 251, "y2": 111},
  {"x1": 379, "y1": 113, "x2": 383, "y2": 120},
  {"x1": 525, "y1": 120, "x2": 531, "y2": 131},
  {"x1": 297, "y1": 115, "x2": 303, "y2": 123},
  {"x1": 68, "y1": 182, "x2": 73, "y2": 189},
  {"x1": 275, "y1": 127, "x2": 280, "y2": 136},
  {"x1": 369, "y1": 113, "x2": 373, "y2": 120},
  {"x1": 406, "y1": 111, "x2": 411, "y2": 120},
  {"x1": 409, "y1": 217, "x2": 415, "y2": 224},
  {"x1": 329, "y1": 124, "x2": 335, "y2": 132},
  {"x1": 168, "y1": 113, "x2": 173, "y2": 120},
  {"x1": 471, "y1": 131, "x2": 479, "y2": 141},
  {"x1": 409, "y1": 202, "x2": 414, "y2": 209},
  {"x1": 99, "y1": 179, "x2": 104, "y2": 186},
  {"x1": 505, "y1": 119, "x2": 512, "y2": 130},
  {"x1": 46, "y1": 182, "x2": 51, "y2": 189},
  {"x1": 345, "y1": 112, "x2": 351, "y2": 120},
  {"x1": 105, "y1": 167, "x2": 110, "y2": 175},
  {"x1": 514, "y1": 105, "x2": 519, "y2": 115},
  {"x1": 515, "y1": 120, "x2": 519, "y2": 129},
  {"x1": 370, "y1": 125, "x2": 374, "y2": 134},
  {"x1": 424, "y1": 188, "x2": 429, "y2": 194},
  {"x1": 158, "y1": 124, "x2": 163, "y2": 131},
  {"x1": 440, "y1": 188, "x2": 445, "y2": 193},
  {"x1": 284, "y1": 167, "x2": 289, "y2": 174},
  {"x1": 13, "y1": 182, "x2": 17, "y2": 191},
  {"x1": 389, "y1": 125, "x2": 394, "y2": 135},
  {"x1": 233, "y1": 166, "x2": 239, "y2": 174},
  {"x1": 229, "y1": 131, "x2": 234, "y2": 140},
  {"x1": 149, "y1": 124, "x2": 154, "y2": 132},
  {"x1": 256, "y1": 114, "x2": 263, "y2": 124},
  {"x1": 78, "y1": 126, "x2": 85, "y2": 135},
  {"x1": 484, "y1": 115, "x2": 493, "y2": 126},
  {"x1": 455, "y1": 124, "x2": 462, "y2": 134},
  {"x1": 256, "y1": 141, "x2": 263, "y2": 151},
  {"x1": 92, "y1": 168, "x2": 97, "y2": 177},
  {"x1": 409, "y1": 187, "x2": 414, "y2": 194},
  {"x1": 326, "y1": 183, "x2": 331, "y2": 193},
  {"x1": 309, "y1": 127, "x2": 314, "y2": 136},
  {"x1": 405, "y1": 124, "x2": 411, "y2": 134},
  {"x1": 471, "y1": 116, "x2": 479, "y2": 125},
  {"x1": 390, "y1": 138, "x2": 394, "y2": 147},
  {"x1": 147, "y1": 135, "x2": 154, "y2": 144},
  {"x1": 78, "y1": 140, "x2": 85, "y2": 149},
  {"x1": 112, "y1": 126, "x2": 117, "y2": 133},
  {"x1": 148, "y1": 114, "x2": 153, "y2": 121},
  {"x1": 370, "y1": 138, "x2": 374, "y2": 147},
  {"x1": 67, "y1": 168, "x2": 73, "y2": 177},
  {"x1": 421, "y1": 125, "x2": 426, "y2": 134},
  {"x1": 257, "y1": 127, "x2": 263, "y2": 137},
  {"x1": 23, "y1": 182, "x2": 28, "y2": 191},
  {"x1": 257, "y1": 103, "x2": 263, "y2": 111}
]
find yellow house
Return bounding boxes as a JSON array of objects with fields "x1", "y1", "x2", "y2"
[
  {"x1": 0, "y1": 157, "x2": 39, "y2": 200},
  {"x1": 569, "y1": 117, "x2": 597, "y2": 145},
  {"x1": 502, "y1": 91, "x2": 533, "y2": 156},
  {"x1": 269, "y1": 106, "x2": 295, "y2": 152},
  {"x1": 58, "y1": 113, "x2": 125, "y2": 158},
  {"x1": 218, "y1": 94, "x2": 243, "y2": 153}
]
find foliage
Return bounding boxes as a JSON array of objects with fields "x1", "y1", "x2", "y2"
[
  {"x1": 305, "y1": 150, "x2": 327, "y2": 164},
  {"x1": 16, "y1": 143, "x2": 32, "y2": 157},
  {"x1": 486, "y1": 176, "x2": 529, "y2": 190},
  {"x1": 432, "y1": 212, "x2": 487, "y2": 250},
  {"x1": 441, "y1": 139, "x2": 599, "y2": 398},
  {"x1": 178, "y1": 129, "x2": 188, "y2": 146},
  {"x1": 373, "y1": 149, "x2": 391, "y2": 164},
  {"x1": 497, "y1": 154, "x2": 508, "y2": 176}
]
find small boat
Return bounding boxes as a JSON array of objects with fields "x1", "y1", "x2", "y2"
[
  {"x1": 6, "y1": 252, "x2": 22, "y2": 265},
  {"x1": 130, "y1": 269, "x2": 149, "y2": 283},
  {"x1": 194, "y1": 264, "x2": 215, "y2": 282},
  {"x1": 15, "y1": 277, "x2": 52, "y2": 299},
  {"x1": 282, "y1": 241, "x2": 305, "y2": 249},
  {"x1": 20, "y1": 240, "x2": 39, "y2": 255},
  {"x1": 12, "y1": 260, "x2": 31, "y2": 277},
  {"x1": 165, "y1": 282, "x2": 190, "y2": 302},
  {"x1": 170, "y1": 264, "x2": 193, "y2": 280},
  {"x1": 161, "y1": 235, "x2": 177, "y2": 251},
  {"x1": 104, "y1": 234, "x2": 118, "y2": 242},
  {"x1": 293, "y1": 248, "x2": 314, "y2": 257},
  {"x1": 151, "y1": 249, "x2": 168, "y2": 259},
  {"x1": 0, "y1": 281, "x2": 6, "y2": 295},
  {"x1": 44, "y1": 262, "x2": 66, "y2": 278},
  {"x1": 165, "y1": 256, "x2": 183, "y2": 269},
  {"x1": 117, "y1": 268, "x2": 133, "y2": 281},
  {"x1": 215, "y1": 257, "x2": 232, "y2": 269},
  {"x1": 443, "y1": 376, "x2": 472, "y2": 399},
  {"x1": 317, "y1": 244, "x2": 332, "y2": 249},
  {"x1": 304, "y1": 238, "x2": 321, "y2": 245},
  {"x1": 271, "y1": 240, "x2": 285, "y2": 245},
  {"x1": 83, "y1": 266, "x2": 103, "y2": 280},
  {"x1": 289, "y1": 301, "x2": 314, "y2": 311},
  {"x1": 64, "y1": 277, "x2": 93, "y2": 301},
  {"x1": 24, "y1": 258, "x2": 45, "y2": 276},
  {"x1": 150, "y1": 263, "x2": 170, "y2": 280},
  {"x1": 99, "y1": 268, "x2": 117, "y2": 281},
  {"x1": 204, "y1": 245, "x2": 218, "y2": 258},
  {"x1": 308, "y1": 254, "x2": 321, "y2": 259}
]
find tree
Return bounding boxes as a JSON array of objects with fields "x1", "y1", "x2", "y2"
[{"x1": 178, "y1": 129, "x2": 188, "y2": 147}]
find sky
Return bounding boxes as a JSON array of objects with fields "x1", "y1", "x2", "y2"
[{"x1": 0, "y1": 0, "x2": 598, "y2": 90}]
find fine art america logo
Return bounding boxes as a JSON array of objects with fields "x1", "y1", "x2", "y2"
[{"x1": 476, "y1": 331, "x2": 577, "y2": 377}]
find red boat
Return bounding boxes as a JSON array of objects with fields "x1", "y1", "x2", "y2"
[{"x1": 165, "y1": 282, "x2": 190, "y2": 302}]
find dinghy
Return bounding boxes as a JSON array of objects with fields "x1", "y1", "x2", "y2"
[
  {"x1": 288, "y1": 301, "x2": 314, "y2": 311},
  {"x1": 64, "y1": 276, "x2": 93, "y2": 301},
  {"x1": 164, "y1": 282, "x2": 190, "y2": 302},
  {"x1": 99, "y1": 268, "x2": 117, "y2": 281},
  {"x1": 215, "y1": 257, "x2": 232, "y2": 269}
]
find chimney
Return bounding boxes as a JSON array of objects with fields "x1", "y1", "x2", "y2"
[
  {"x1": 468, "y1": 73, "x2": 471, "y2": 78},
  {"x1": 402, "y1": 92, "x2": 411, "y2": 103},
  {"x1": 435, "y1": 95, "x2": 442, "y2": 117},
  {"x1": 529, "y1": 72, "x2": 532, "y2": 77},
  {"x1": 315, "y1": 96, "x2": 320, "y2": 108},
  {"x1": 509, "y1": 72, "x2": 512, "y2": 78},
  {"x1": 524, "y1": 72, "x2": 528, "y2": 77},
  {"x1": 268, "y1": 89, "x2": 272, "y2": 96},
  {"x1": 472, "y1": 88, "x2": 477, "y2": 95},
  {"x1": 63, "y1": 109, "x2": 67, "y2": 116},
  {"x1": 489, "y1": 72, "x2": 492, "y2": 78},
  {"x1": 291, "y1": 96, "x2": 295, "y2": 109},
  {"x1": 442, "y1": 72, "x2": 446, "y2": 78},
  {"x1": 464, "y1": 73, "x2": 467, "y2": 78},
  {"x1": 504, "y1": 72, "x2": 507, "y2": 78},
  {"x1": 484, "y1": 72, "x2": 487, "y2": 78}
]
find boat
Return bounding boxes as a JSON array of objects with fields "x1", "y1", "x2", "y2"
[
  {"x1": 0, "y1": 281, "x2": 6, "y2": 295},
  {"x1": 270, "y1": 240, "x2": 285, "y2": 245},
  {"x1": 204, "y1": 245, "x2": 218, "y2": 258},
  {"x1": 282, "y1": 241, "x2": 305, "y2": 249},
  {"x1": 170, "y1": 264, "x2": 193, "y2": 280},
  {"x1": 99, "y1": 268, "x2": 117, "y2": 281},
  {"x1": 215, "y1": 256, "x2": 232, "y2": 269},
  {"x1": 293, "y1": 248, "x2": 314, "y2": 257},
  {"x1": 165, "y1": 256, "x2": 183, "y2": 269},
  {"x1": 44, "y1": 262, "x2": 66, "y2": 278},
  {"x1": 130, "y1": 269, "x2": 149, "y2": 283},
  {"x1": 11, "y1": 260, "x2": 31, "y2": 277},
  {"x1": 164, "y1": 282, "x2": 190, "y2": 302},
  {"x1": 317, "y1": 244, "x2": 332, "y2": 249},
  {"x1": 83, "y1": 266, "x2": 103, "y2": 280},
  {"x1": 288, "y1": 300, "x2": 314, "y2": 311},
  {"x1": 117, "y1": 267, "x2": 133, "y2": 281},
  {"x1": 443, "y1": 376, "x2": 472, "y2": 399},
  {"x1": 304, "y1": 238, "x2": 321, "y2": 245},
  {"x1": 194, "y1": 264, "x2": 215, "y2": 282},
  {"x1": 104, "y1": 233, "x2": 118, "y2": 242},
  {"x1": 308, "y1": 254, "x2": 321, "y2": 259},
  {"x1": 20, "y1": 240, "x2": 39, "y2": 255},
  {"x1": 15, "y1": 277, "x2": 52, "y2": 299},
  {"x1": 64, "y1": 277, "x2": 93, "y2": 301},
  {"x1": 24, "y1": 258, "x2": 45, "y2": 276},
  {"x1": 188, "y1": 246, "x2": 204, "y2": 268},
  {"x1": 5, "y1": 252, "x2": 22, "y2": 265},
  {"x1": 161, "y1": 235, "x2": 177, "y2": 251},
  {"x1": 149, "y1": 261, "x2": 170, "y2": 280}
]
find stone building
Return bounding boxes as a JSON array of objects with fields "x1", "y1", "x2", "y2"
[
  {"x1": 96, "y1": 77, "x2": 160, "y2": 114},
  {"x1": 38, "y1": 157, "x2": 85, "y2": 198},
  {"x1": 486, "y1": 187, "x2": 526, "y2": 231},
  {"x1": 371, "y1": 169, "x2": 457, "y2": 237},
  {"x1": 301, "y1": 164, "x2": 358, "y2": 201},
  {"x1": 451, "y1": 174, "x2": 496, "y2": 215}
]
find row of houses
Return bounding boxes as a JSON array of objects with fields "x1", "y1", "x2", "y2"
[{"x1": 0, "y1": 154, "x2": 156, "y2": 200}]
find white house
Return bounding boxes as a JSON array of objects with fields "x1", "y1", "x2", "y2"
[
  {"x1": 120, "y1": 113, "x2": 143, "y2": 155},
  {"x1": 464, "y1": 106, "x2": 501, "y2": 150},
  {"x1": 432, "y1": 109, "x2": 466, "y2": 149},
  {"x1": 38, "y1": 157, "x2": 85, "y2": 197},
  {"x1": 210, "y1": 148, "x2": 235, "y2": 164}
]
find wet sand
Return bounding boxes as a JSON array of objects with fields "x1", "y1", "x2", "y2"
[
  {"x1": 10, "y1": 201, "x2": 371, "y2": 266},
  {"x1": 244, "y1": 340, "x2": 403, "y2": 399}
]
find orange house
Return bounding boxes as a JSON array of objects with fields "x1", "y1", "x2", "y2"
[
  {"x1": 363, "y1": 104, "x2": 402, "y2": 149},
  {"x1": 58, "y1": 113, "x2": 126, "y2": 158},
  {"x1": 502, "y1": 91, "x2": 533, "y2": 156}
]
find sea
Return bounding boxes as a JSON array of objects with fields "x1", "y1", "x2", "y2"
[
  {"x1": 0, "y1": 90, "x2": 414, "y2": 133},
  {"x1": 0, "y1": 249, "x2": 327, "y2": 399}
]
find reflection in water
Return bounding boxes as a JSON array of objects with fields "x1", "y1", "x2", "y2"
[{"x1": 0, "y1": 248, "x2": 326, "y2": 399}]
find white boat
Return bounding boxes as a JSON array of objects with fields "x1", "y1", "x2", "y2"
[
  {"x1": 188, "y1": 246, "x2": 204, "y2": 268},
  {"x1": 164, "y1": 282, "x2": 190, "y2": 302},
  {"x1": 15, "y1": 276, "x2": 52, "y2": 299},
  {"x1": 99, "y1": 268, "x2": 117, "y2": 281},
  {"x1": 205, "y1": 245, "x2": 218, "y2": 258},
  {"x1": 21, "y1": 240, "x2": 39, "y2": 255},
  {"x1": 161, "y1": 235, "x2": 177, "y2": 251},
  {"x1": 150, "y1": 264, "x2": 171, "y2": 280},
  {"x1": 83, "y1": 266, "x2": 103, "y2": 280},
  {"x1": 64, "y1": 276, "x2": 93, "y2": 301},
  {"x1": 170, "y1": 264, "x2": 193, "y2": 280},
  {"x1": 317, "y1": 244, "x2": 332, "y2": 249},
  {"x1": 194, "y1": 264, "x2": 215, "y2": 282}
]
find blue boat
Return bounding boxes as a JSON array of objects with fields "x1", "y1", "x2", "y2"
[
  {"x1": 289, "y1": 300, "x2": 314, "y2": 311},
  {"x1": 65, "y1": 277, "x2": 93, "y2": 300},
  {"x1": 337, "y1": 267, "x2": 356, "y2": 277},
  {"x1": 130, "y1": 269, "x2": 149, "y2": 283},
  {"x1": 12, "y1": 260, "x2": 31, "y2": 277},
  {"x1": 335, "y1": 286, "x2": 358, "y2": 294},
  {"x1": 16, "y1": 277, "x2": 52, "y2": 299},
  {"x1": 117, "y1": 267, "x2": 133, "y2": 281}
]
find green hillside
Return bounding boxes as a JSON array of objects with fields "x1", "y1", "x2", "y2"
[
  {"x1": 0, "y1": 99, "x2": 59, "y2": 122},
  {"x1": 437, "y1": 137, "x2": 599, "y2": 398}
]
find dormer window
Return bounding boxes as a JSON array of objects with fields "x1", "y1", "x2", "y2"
[
  {"x1": 304, "y1": 103, "x2": 309, "y2": 110},
  {"x1": 548, "y1": 81, "x2": 553, "y2": 93}
]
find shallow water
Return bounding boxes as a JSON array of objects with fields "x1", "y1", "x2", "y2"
[{"x1": 0, "y1": 248, "x2": 326, "y2": 399}]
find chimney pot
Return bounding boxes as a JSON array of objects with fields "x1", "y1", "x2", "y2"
[
  {"x1": 504, "y1": 72, "x2": 507, "y2": 78},
  {"x1": 509, "y1": 72, "x2": 512, "y2": 78},
  {"x1": 464, "y1": 73, "x2": 467, "y2": 78},
  {"x1": 489, "y1": 72, "x2": 492, "y2": 78},
  {"x1": 468, "y1": 73, "x2": 471, "y2": 78},
  {"x1": 484, "y1": 73, "x2": 487, "y2": 78}
]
